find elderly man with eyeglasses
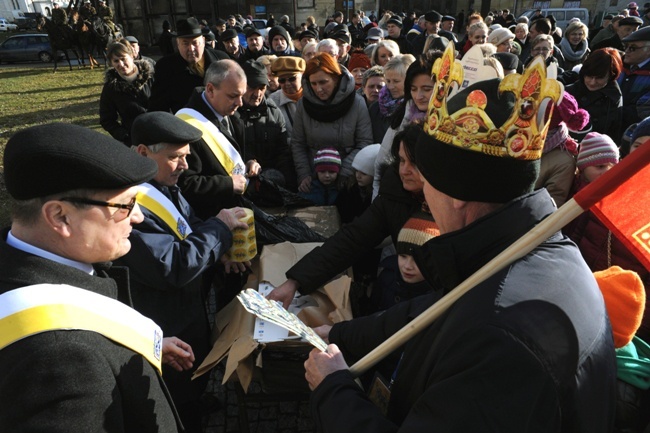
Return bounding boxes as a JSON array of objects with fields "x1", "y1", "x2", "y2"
[
  {"x1": 618, "y1": 26, "x2": 650, "y2": 131},
  {"x1": 0, "y1": 123, "x2": 204, "y2": 432}
]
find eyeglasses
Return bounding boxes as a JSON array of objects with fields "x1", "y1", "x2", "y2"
[
  {"x1": 61, "y1": 196, "x2": 137, "y2": 219},
  {"x1": 278, "y1": 75, "x2": 298, "y2": 84},
  {"x1": 624, "y1": 44, "x2": 650, "y2": 52}
]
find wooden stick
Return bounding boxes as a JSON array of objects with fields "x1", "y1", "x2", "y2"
[{"x1": 348, "y1": 198, "x2": 585, "y2": 377}]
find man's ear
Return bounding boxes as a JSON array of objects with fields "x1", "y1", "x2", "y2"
[
  {"x1": 41, "y1": 201, "x2": 74, "y2": 238},
  {"x1": 136, "y1": 144, "x2": 149, "y2": 157}
]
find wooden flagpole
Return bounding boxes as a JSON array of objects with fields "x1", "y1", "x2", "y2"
[{"x1": 348, "y1": 140, "x2": 650, "y2": 377}]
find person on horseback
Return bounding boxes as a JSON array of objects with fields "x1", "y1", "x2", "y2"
[
  {"x1": 80, "y1": 0, "x2": 96, "y2": 22},
  {"x1": 97, "y1": 0, "x2": 118, "y2": 36},
  {"x1": 52, "y1": 2, "x2": 68, "y2": 27}
]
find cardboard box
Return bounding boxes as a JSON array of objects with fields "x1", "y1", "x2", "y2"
[
  {"x1": 287, "y1": 206, "x2": 341, "y2": 239},
  {"x1": 194, "y1": 242, "x2": 352, "y2": 392}
]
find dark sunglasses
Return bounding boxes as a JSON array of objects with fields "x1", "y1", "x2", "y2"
[{"x1": 278, "y1": 76, "x2": 298, "y2": 84}]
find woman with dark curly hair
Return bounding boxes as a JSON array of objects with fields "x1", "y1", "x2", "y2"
[
  {"x1": 565, "y1": 48, "x2": 623, "y2": 140},
  {"x1": 99, "y1": 39, "x2": 154, "y2": 146}
]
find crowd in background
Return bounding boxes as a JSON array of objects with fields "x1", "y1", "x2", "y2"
[{"x1": 10, "y1": 4, "x2": 649, "y2": 432}]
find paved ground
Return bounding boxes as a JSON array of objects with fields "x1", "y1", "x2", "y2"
[
  {"x1": 202, "y1": 289, "x2": 314, "y2": 433},
  {"x1": 201, "y1": 368, "x2": 314, "y2": 433}
]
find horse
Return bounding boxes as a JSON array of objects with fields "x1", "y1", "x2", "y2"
[
  {"x1": 37, "y1": 16, "x2": 83, "y2": 72},
  {"x1": 70, "y1": 10, "x2": 99, "y2": 69},
  {"x1": 91, "y1": 16, "x2": 123, "y2": 67}
]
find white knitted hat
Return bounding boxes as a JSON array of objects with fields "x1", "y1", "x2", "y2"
[{"x1": 352, "y1": 144, "x2": 381, "y2": 176}]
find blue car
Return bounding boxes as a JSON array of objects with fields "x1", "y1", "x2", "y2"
[{"x1": 0, "y1": 33, "x2": 61, "y2": 63}]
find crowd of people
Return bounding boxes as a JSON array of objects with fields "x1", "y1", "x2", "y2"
[{"x1": 1, "y1": 4, "x2": 650, "y2": 433}]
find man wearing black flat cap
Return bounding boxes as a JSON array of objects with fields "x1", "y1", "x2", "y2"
[
  {"x1": 213, "y1": 18, "x2": 227, "y2": 37},
  {"x1": 438, "y1": 15, "x2": 458, "y2": 43},
  {"x1": 299, "y1": 28, "x2": 319, "y2": 48},
  {"x1": 386, "y1": 15, "x2": 410, "y2": 53},
  {"x1": 201, "y1": 27, "x2": 218, "y2": 51},
  {"x1": 238, "y1": 60, "x2": 297, "y2": 190},
  {"x1": 0, "y1": 123, "x2": 195, "y2": 432},
  {"x1": 410, "y1": 10, "x2": 442, "y2": 55},
  {"x1": 150, "y1": 17, "x2": 229, "y2": 114},
  {"x1": 592, "y1": 15, "x2": 643, "y2": 51},
  {"x1": 219, "y1": 28, "x2": 245, "y2": 60},
  {"x1": 116, "y1": 112, "x2": 247, "y2": 433},
  {"x1": 332, "y1": 26, "x2": 353, "y2": 66},
  {"x1": 126, "y1": 35, "x2": 156, "y2": 66},
  {"x1": 304, "y1": 48, "x2": 616, "y2": 433},
  {"x1": 241, "y1": 26, "x2": 270, "y2": 62}
]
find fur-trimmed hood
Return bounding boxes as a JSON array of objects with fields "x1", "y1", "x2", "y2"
[{"x1": 104, "y1": 59, "x2": 154, "y2": 93}]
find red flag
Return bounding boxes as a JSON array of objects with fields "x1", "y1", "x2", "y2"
[{"x1": 573, "y1": 142, "x2": 650, "y2": 271}]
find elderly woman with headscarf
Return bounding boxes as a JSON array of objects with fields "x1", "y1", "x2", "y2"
[{"x1": 291, "y1": 52, "x2": 373, "y2": 192}]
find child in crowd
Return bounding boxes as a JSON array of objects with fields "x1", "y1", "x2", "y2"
[
  {"x1": 336, "y1": 144, "x2": 382, "y2": 316},
  {"x1": 565, "y1": 132, "x2": 649, "y2": 343},
  {"x1": 593, "y1": 266, "x2": 650, "y2": 432},
  {"x1": 299, "y1": 147, "x2": 340, "y2": 205},
  {"x1": 629, "y1": 116, "x2": 650, "y2": 156},
  {"x1": 337, "y1": 144, "x2": 380, "y2": 224},
  {"x1": 370, "y1": 212, "x2": 440, "y2": 313}
]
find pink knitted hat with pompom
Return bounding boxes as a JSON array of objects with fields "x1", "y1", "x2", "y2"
[{"x1": 549, "y1": 92, "x2": 590, "y2": 131}]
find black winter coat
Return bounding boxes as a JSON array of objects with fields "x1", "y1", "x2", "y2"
[
  {"x1": 177, "y1": 88, "x2": 246, "y2": 219},
  {"x1": 312, "y1": 189, "x2": 617, "y2": 433},
  {"x1": 114, "y1": 181, "x2": 233, "y2": 407},
  {"x1": 566, "y1": 79, "x2": 623, "y2": 141},
  {"x1": 0, "y1": 233, "x2": 181, "y2": 432},
  {"x1": 287, "y1": 167, "x2": 423, "y2": 294},
  {"x1": 368, "y1": 100, "x2": 392, "y2": 143},
  {"x1": 149, "y1": 49, "x2": 229, "y2": 114},
  {"x1": 99, "y1": 59, "x2": 154, "y2": 146},
  {"x1": 237, "y1": 98, "x2": 297, "y2": 190}
]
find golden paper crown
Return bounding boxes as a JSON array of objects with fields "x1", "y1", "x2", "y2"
[{"x1": 424, "y1": 43, "x2": 563, "y2": 161}]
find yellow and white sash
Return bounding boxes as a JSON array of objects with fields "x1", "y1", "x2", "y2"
[
  {"x1": 137, "y1": 183, "x2": 193, "y2": 240},
  {"x1": 176, "y1": 108, "x2": 247, "y2": 177},
  {"x1": 0, "y1": 284, "x2": 163, "y2": 374}
]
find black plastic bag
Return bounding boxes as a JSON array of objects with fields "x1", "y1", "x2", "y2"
[
  {"x1": 241, "y1": 197, "x2": 326, "y2": 246},
  {"x1": 244, "y1": 170, "x2": 314, "y2": 209}
]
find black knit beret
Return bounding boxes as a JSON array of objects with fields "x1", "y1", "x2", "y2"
[
  {"x1": 131, "y1": 112, "x2": 203, "y2": 146},
  {"x1": 4, "y1": 123, "x2": 158, "y2": 200},
  {"x1": 424, "y1": 11, "x2": 442, "y2": 23},
  {"x1": 219, "y1": 28, "x2": 238, "y2": 42}
]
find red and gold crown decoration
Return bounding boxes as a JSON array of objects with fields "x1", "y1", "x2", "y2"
[{"x1": 424, "y1": 42, "x2": 563, "y2": 161}]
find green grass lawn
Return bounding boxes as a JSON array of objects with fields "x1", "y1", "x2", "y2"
[{"x1": 0, "y1": 65, "x2": 106, "y2": 226}]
